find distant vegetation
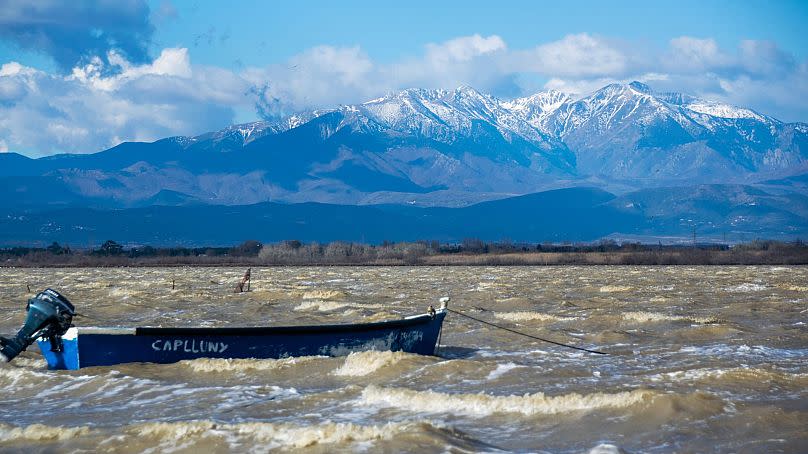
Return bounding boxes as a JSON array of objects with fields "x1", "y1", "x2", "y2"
[{"x1": 1, "y1": 239, "x2": 807, "y2": 266}]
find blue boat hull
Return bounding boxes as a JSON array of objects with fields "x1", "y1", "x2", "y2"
[{"x1": 36, "y1": 311, "x2": 446, "y2": 370}]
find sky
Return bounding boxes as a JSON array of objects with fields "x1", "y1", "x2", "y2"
[{"x1": 0, "y1": 0, "x2": 806, "y2": 157}]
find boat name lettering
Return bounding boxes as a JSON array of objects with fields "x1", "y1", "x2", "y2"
[{"x1": 151, "y1": 339, "x2": 229, "y2": 353}]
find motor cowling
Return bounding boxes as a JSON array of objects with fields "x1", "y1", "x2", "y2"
[{"x1": 0, "y1": 289, "x2": 75, "y2": 363}]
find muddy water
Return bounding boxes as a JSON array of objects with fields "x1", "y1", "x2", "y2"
[{"x1": 0, "y1": 266, "x2": 806, "y2": 453}]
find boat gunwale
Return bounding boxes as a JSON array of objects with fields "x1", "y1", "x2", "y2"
[{"x1": 73, "y1": 310, "x2": 445, "y2": 337}]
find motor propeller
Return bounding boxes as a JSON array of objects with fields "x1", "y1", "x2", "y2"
[{"x1": 0, "y1": 289, "x2": 75, "y2": 363}]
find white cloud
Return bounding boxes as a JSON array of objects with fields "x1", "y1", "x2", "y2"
[
  {"x1": 1, "y1": 34, "x2": 807, "y2": 156},
  {"x1": 543, "y1": 77, "x2": 622, "y2": 97},
  {"x1": 0, "y1": 61, "x2": 36, "y2": 77},
  {"x1": 70, "y1": 47, "x2": 192, "y2": 91},
  {"x1": 0, "y1": 48, "x2": 246, "y2": 156},
  {"x1": 243, "y1": 32, "x2": 808, "y2": 121},
  {"x1": 666, "y1": 37, "x2": 730, "y2": 72},
  {"x1": 738, "y1": 40, "x2": 796, "y2": 77},
  {"x1": 521, "y1": 34, "x2": 630, "y2": 77},
  {"x1": 538, "y1": 36, "x2": 807, "y2": 122},
  {"x1": 424, "y1": 34, "x2": 507, "y2": 64}
]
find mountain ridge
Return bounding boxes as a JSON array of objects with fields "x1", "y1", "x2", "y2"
[
  {"x1": 2, "y1": 81, "x2": 805, "y2": 209},
  {"x1": 1, "y1": 82, "x2": 806, "y2": 244}
]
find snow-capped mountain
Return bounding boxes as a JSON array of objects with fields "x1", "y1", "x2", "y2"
[
  {"x1": 505, "y1": 81, "x2": 805, "y2": 180},
  {"x1": 501, "y1": 90, "x2": 572, "y2": 130},
  {"x1": 1, "y1": 82, "x2": 806, "y2": 210},
  {"x1": 2, "y1": 81, "x2": 807, "y2": 244},
  {"x1": 189, "y1": 81, "x2": 805, "y2": 185}
]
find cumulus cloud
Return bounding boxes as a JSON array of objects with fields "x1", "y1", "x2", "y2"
[
  {"x1": 0, "y1": 0, "x2": 155, "y2": 70},
  {"x1": 738, "y1": 40, "x2": 796, "y2": 78},
  {"x1": 242, "y1": 33, "x2": 806, "y2": 122},
  {"x1": 243, "y1": 34, "x2": 517, "y2": 118},
  {"x1": 424, "y1": 34, "x2": 507, "y2": 64},
  {"x1": 666, "y1": 37, "x2": 731, "y2": 73},
  {"x1": 0, "y1": 50, "x2": 247, "y2": 156},
  {"x1": 70, "y1": 47, "x2": 193, "y2": 91},
  {"x1": 1, "y1": 33, "x2": 807, "y2": 156},
  {"x1": 520, "y1": 33, "x2": 630, "y2": 77}
]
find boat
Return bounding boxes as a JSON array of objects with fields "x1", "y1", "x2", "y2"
[{"x1": 1, "y1": 289, "x2": 448, "y2": 370}]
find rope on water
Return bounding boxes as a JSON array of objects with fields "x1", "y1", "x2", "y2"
[{"x1": 446, "y1": 308, "x2": 607, "y2": 355}]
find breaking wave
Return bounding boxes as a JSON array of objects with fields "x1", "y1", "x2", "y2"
[
  {"x1": 180, "y1": 356, "x2": 322, "y2": 373},
  {"x1": 0, "y1": 423, "x2": 90, "y2": 442},
  {"x1": 648, "y1": 367, "x2": 808, "y2": 385},
  {"x1": 301, "y1": 289, "x2": 347, "y2": 300},
  {"x1": 599, "y1": 285, "x2": 633, "y2": 293},
  {"x1": 294, "y1": 300, "x2": 385, "y2": 312},
  {"x1": 622, "y1": 311, "x2": 720, "y2": 324},
  {"x1": 332, "y1": 350, "x2": 409, "y2": 377},
  {"x1": 589, "y1": 443, "x2": 627, "y2": 454},
  {"x1": 6, "y1": 357, "x2": 46, "y2": 368},
  {"x1": 294, "y1": 300, "x2": 353, "y2": 311},
  {"x1": 357, "y1": 385, "x2": 655, "y2": 417},
  {"x1": 130, "y1": 419, "x2": 446, "y2": 450},
  {"x1": 0, "y1": 366, "x2": 54, "y2": 388},
  {"x1": 725, "y1": 283, "x2": 767, "y2": 292},
  {"x1": 486, "y1": 362, "x2": 525, "y2": 380},
  {"x1": 494, "y1": 311, "x2": 575, "y2": 322}
]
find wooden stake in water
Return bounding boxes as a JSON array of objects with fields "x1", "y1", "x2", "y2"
[{"x1": 234, "y1": 268, "x2": 251, "y2": 293}]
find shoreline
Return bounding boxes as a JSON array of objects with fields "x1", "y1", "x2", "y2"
[
  {"x1": 2, "y1": 251, "x2": 807, "y2": 267},
  {"x1": 3, "y1": 240, "x2": 806, "y2": 267}
]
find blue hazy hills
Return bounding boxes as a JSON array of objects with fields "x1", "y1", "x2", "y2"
[{"x1": 1, "y1": 82, "x2": 806, "y2": 246}]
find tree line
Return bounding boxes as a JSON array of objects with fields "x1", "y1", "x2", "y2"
[{"x1": 0, "y1": 238, "x2": 806, "y2": 266}]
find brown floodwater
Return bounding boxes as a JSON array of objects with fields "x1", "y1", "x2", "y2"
[{"x1": 0, "y1": 266, "x2": 806, "y2": 453}]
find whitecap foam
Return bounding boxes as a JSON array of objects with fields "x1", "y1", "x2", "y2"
[
  {"x1": 131, "y1": 419, "x2": 443, "y2": 450},
  {"x1": 725, "y1": 283, "x2": 767, "y2": 292},
  {"x1": 678, "y1": 344, "x2": 808, "y2": 360},
  {"x1": 7, "y1": 357, "x2": 47, "y2": 368},
  {"x1": 0, "y1": 423, "x2": 90, "y2": 441},
  {"x1": 0, "y1": 366, "x2": 54, "y2": 388},
  {"x1": 294, "y1": 300, "x2": 352, "y2": 311},
  {"x1": 589, "y1": 443, "x2": 627, "y2": 454},
  {"x1": 293, "y1": 300, "x2": 385, "y2": 312},
  {"x1": 494, "y1": 312, "x2": 575, "y2": 322},
  {"x1": 486, "y1": 362, "x2": 525, "y2": 380},
  {"x1": 357, "y1": 385, "x2": 654, "y2": 417},
  {"x1": 622, "y1": 311, "x2": 720, "y2": 324},
  {"x1": 302, "y1": 289, "x2": 346, "y2": 300},
  {"x1": 181, "y1": 356, "x2": 322, "y2": 373},
  {"x1": 648, "y1": 367, "x2": 808, "y2": 385},
  {"x1": 332, "y1": 350, "x2": 409, "y2": 377},
  {"x1": 599, "y1": 285, "x2": 632, "y2": 293}
]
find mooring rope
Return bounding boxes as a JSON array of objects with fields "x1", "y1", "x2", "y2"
[{"x1": 446, "y1": 308, "x2": 607, "y2": 355}]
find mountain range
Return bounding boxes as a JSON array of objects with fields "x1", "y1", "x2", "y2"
[{"x1": 1, "y1": 81, "x2": 806, "y2": 245}]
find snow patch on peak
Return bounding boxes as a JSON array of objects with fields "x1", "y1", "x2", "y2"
[
  {"x1": 504, "y1": 91, "x2": 571, "y2": 113},
  {"x1": 684, "y1": 101, "x2": 766, "y2": 121},
  {"x1": 453, "y1": 85, "x2": 485, "y2": 96},
  {"x1": 502, "y1": 90, "x2": 572, "y2": 132}
]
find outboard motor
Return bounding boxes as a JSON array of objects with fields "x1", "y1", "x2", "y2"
[{"x1": 0, "y1": 289, "x2": 75, "y2": 363}]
